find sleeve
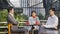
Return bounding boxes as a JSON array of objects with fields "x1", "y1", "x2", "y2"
[
  {"x1": 36, "y1": 17, "x2": 40, "y2": 25},
  {"x1": 28, "y1": 17, "x2": 32, "y2": 25},
  {"x1": 52, "y1": 17, "x2": 58, "y2": 27},
  {"x1": 46, "y1": 17, "x2": 50, "y2": 25},
  {"x1": 7, "y1": 15, "x2": 18, "y2": 25},
  {"x1": 45, "y1": 17, "x2": 58, "y2": 28}
]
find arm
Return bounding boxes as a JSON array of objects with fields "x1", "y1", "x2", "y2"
[
  {"x1": 36, "y1": 17, "x2": 40, "y2": 25},
  {"x1": 52, "y1": 17, "x2": 58, "y2": 27},
  {"x1": 28, "y1": 17, "x2": 32, "y2": 25},
  {"x1": 44, "y1": 17, "x2": 58, "y2": 28},
  {"x1": 7, "y1": 15, "x2": 18, "y2": 25},
  {"x1": 46, "y1": 17, "x2": 49, "y2": 25}
]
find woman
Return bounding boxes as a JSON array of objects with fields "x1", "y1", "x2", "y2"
[{"x1": 26, "y1": 10, "x2": 40, "y2": 31}]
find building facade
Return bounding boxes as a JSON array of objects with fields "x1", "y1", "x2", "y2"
[
  {"x1": 43, "y1": 0, "x2": 60, "y2": 16},
  {"x1": 9, "y1": 0, "x2": 45, "y2": 17}
]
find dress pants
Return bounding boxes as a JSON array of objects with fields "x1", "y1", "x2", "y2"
[{"x1": 38, "y1": 26, "x2": 58, "y2": 34}]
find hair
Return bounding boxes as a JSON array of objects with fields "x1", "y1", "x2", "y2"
[
  {"x1": 50, "y1": 8, "x2": 55, "y2": 12},
  {"x1": 7, "y1": 6, "x2": 14, "y2": 13},
  {"x1": 31, "y1": 10, "x2": 36, "y2": 16}
]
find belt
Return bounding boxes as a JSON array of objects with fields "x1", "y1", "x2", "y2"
[{"x1": 45, "y1": 28, "x2": 58, "y2": 30}]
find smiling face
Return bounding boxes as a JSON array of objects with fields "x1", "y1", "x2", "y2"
[{"x1": 32, "y1": 12, "x2": 36, "y2": 17}]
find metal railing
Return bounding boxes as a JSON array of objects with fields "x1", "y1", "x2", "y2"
[{"x1": 0, "y1": 20, "x2": 47, "y2": 34}]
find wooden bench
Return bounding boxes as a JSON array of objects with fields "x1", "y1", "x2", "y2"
[{"x1": 0, "y1": 32, "x2": 8, "y2": 34}]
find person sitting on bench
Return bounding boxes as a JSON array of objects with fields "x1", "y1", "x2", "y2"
[
  {"x1": 39, "y1": 8, "x2": 58, "y2": 34},
  {"x1": 26, "y1": 10, "x2": 40, "y2": 34}
]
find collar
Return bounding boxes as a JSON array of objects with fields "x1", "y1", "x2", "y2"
[
  {"x1": 32, "y1": 16, "x2": 36, "y2": 18},
  {"x1": 9, "y1": 13, "x2": 14, "y2": 16},
  {"x1": 51, "y1": 15, "x2": 55, "y2": 17}
]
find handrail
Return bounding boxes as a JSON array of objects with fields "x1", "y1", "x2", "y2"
[
  {"x1": 0, "y1": 20, "x2": 47, "y2": 28},
  {"x1": 0, "y1": 20, "x2": 47, "y2": 23},
  {"x1": 0, "y1": 20, "x2": 47, "y2": 34}
]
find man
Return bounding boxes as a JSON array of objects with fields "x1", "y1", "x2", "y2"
[
  {"x1": 42, "y1": 8, "x2": 58, "y2": 29},
  {"x1": 7, "y1": 7, "x2": 27, "y2": 34},
  {"x1": 7, "y1": 7, "x2": 18, "y2": 34},
  {"x1": 39, "y1": 8, "x2": 58, "y2": 34},
  {"x1": 7, "y1": 7, "x2": 18, "y2": 25}
]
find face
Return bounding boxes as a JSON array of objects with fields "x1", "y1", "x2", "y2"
[
  {"x1": 32, "y1": 12, "x2": 36, "y2": 17},
  {"x1": 49, "y1": 10, "x2": 54, "y2": 16},
  {"x1": 10, "y1": 8, "x2": 14, "y2": 14}
]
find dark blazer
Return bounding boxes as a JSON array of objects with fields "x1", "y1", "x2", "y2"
[{"x1": 7, "y1": 14, "x2": 18, "y2": 25}]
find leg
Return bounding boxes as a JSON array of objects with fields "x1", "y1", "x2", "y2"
[
  {"x1": 46, "y1": 29, "x2": 58, "y2": 34},
  {"x1": 38, "y1": 25, "x2": 46, "y2": 34},
  {"x1": 25, "y1": 26, "x2": 32, "y2": 34},
  {"x1": 34, "y1": 30, "x2": 38, "y2": 34}
]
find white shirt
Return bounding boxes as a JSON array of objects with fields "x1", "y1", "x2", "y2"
[
  {"x1": 26, "y1": 17, "x2": 40, "y2": 31},
  {"x1": 29, "y1": 17, "x2": 40, "y2": 25},
  {"x1": 43, "y1": 15, "x2": 58, "y2": 29}
]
